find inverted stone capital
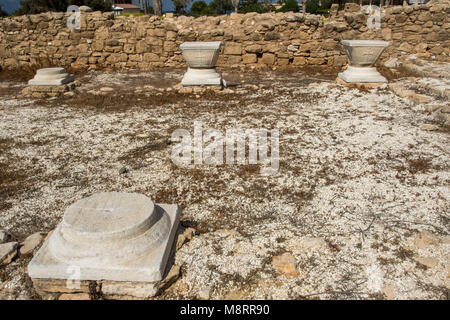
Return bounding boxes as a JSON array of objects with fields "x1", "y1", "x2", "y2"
[
  {"x1": 180, "y1": 41, "x2": 223, "y2": 86},
  {"x1": 339, "y1": 40, "x2": 389, "y2": 83}
]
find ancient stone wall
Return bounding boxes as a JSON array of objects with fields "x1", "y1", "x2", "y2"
[{"x1": 0, "y1": 1, "x2": 448, "y2": 72}]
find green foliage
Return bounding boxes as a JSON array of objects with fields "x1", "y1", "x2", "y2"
[
  {"x1": 277, "y1": 0, "x2": 299, "y2": 12},
  {"x1": 320, "y1": 0, "x2": 333, "y2": 9},
  {"x1": 209, "y1": 0, "x2": 233, "y2": 14},
  {"x1": 239, "y1": 0, "x2": 268, "y2": 13},
  {"x1": 316, "y1": 8, "x2": 329, "y2": 15},
  {"x1": 306, "y1": 0, "x2": 319, "y2": 14},
  {"x1": 190, "y1": 1, "x2": 215, "y2": 15},
  {"x1": 13, "y1": 0, "x2": 112, "y2": 15},
  {"x1": 172, "y1": 0, "x2": 192, "y2": 14},
  {"x1": 118, "y1": 12, "x2": 147, "y2": 17},
  {"x1": 0, "y1": 5, "x2": 8, "y2": 17}
]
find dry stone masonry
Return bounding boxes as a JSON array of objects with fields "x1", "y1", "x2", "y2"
[{"x1": 0, "y1": 1, "x2": 449, "y2": 72}]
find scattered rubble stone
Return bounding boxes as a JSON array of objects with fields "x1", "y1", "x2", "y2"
[
  {"x1": 20, "y1": 82, "x2": 80, "y2": 99},
  {"x1": 420, "y1": 124, "x2": 440, "y2": 131},
  {"x1": 0, "y1": 230, "x2": 13, "y2": 244},
  {"x1": 413, "y1": 231, "x2": 439, "y2": 250},
  {"x1": 272, "y1": 253, "x2": 299, "y2": 278},
  {"x1": 19, "y1": 232, "x2": 46, "y2": 256},
  {"x1": 99, "y1": 87, "x2": 114, "y2": 93},
  {"x1": 176, "y1": 227, "x2": 196, "y2": 251},
  {"x1": 381, "y1": 285, "x2": 396, "y2": 300},
  {"x1": 414, "y1": 256, "x2": 439, "y2": 269},
  {"x1": 32, "y1": 264, "x2": 181, "y2": 300},
  {"x1": 384, "y1": 58, "x2": 399, "y2": 69},
  {"x1": 0, "y1": 242, "x2": 18, "y2": 265},
  {"x1": 433, "y1": 105, "x2": 450, "y2": 125}
]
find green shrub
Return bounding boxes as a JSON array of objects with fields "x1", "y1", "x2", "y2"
[
  {"x1": 277, "y1": 0, "x2": 299, "y2": 12},
  {"x1": 306, "y1": 0, "x2": 319, "y2": 14},
  {"x1": 117, "y1": 12, "x2": 147, "y2": 17},
  {"x1": 190, "y1": 1, "x2": 215, "y2": 15},
  {"x1": 209, "y1": 0, "x2": 233, "y2": 14},
  {"x1": 320, "y1": 0, "x2": 332, "y2": 10},
  {"x1": 240, "y1": 0, "x2": 267, "y2": 13}
]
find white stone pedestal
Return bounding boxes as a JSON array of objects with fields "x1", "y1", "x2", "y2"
[
  {"x1": 180, "y1": 41, "x2": 223, "y2": 86},
  {"x1": 28, "y1": 68, "x2": 75, "y2": 86},
  {"x1": 28, "y1": 192, "x2": 180, "y2": 282},
  {"x1": 338, "y1": 66, "x2": 387, "y2": 83},
  {"x1": 181, "y1": 68, "x2": 222, "y2": 86},
  {"x1": 338, "y1": 40, "x2": 389, "y2": 84}
]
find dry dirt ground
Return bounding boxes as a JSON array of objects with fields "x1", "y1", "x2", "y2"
[{"x1": 0, "y1": 65, "x2": 449, "y2": 300}]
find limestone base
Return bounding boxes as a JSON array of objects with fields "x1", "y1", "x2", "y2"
[
  {"x1": 31, "y1": 264, "x2": 180, "y2": 300},
  {"x1": 335, "y1": 77, "x2": 385, "y2": 89},
  {"x1": 338, "y1": 66, "x2": 387, "y2": 83},
  {"x1": 28, "y1": 203, "x2": 180, "y2": 283},
  {"x1": 181, "y1": 67, "x2": 223, "y2": 86},
  {"x1": 21, "y1": 82, "x2": 79, "y2": 99},
  {"x1": 28, "y1": 74, "x2": 75, "y2": 86},
  {"x1": 28, "y1": 67, "x2": 75, "y2": 86}
]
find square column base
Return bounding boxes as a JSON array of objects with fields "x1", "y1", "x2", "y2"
[
  {"x1": 181, "y1": 67, "x2": 223, "y2": 86},
  {"x1": 28, "y1": 204, "x2": 180, "y2": 283},
  {"x1": 28, "y1": 74, "x2": 75, "y2": 86},
  {"x1": 338, "y1": 66, "x2": 387, "y2": 83}
]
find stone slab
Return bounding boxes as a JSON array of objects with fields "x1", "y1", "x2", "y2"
[
  {"x1": 28, "y1": 192, "x2": 180, "y2": 283},
  {"x1": 28, "y1": 67, "x2": 75, "y2": 86},
  {"x1": 32, "y1": 264, "x2": 180, "y2": 300},
  {"x1": 28, "y1": 75, "x2": 75, "y2": 86},
  {"x1": 0, "y1": 242, "x2": 18, "y2": 265}
]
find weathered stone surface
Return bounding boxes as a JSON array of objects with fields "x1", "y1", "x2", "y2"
[
  {"x1": 0, "y1": 242, "x2": 18, "y2": 265},
  {"x1": 242, "y1": 54, "x2": 257, "y2": 64},
  {"x1": 19, "y1": 232, "x2": 46, "y2": 256},
  {"x1": 413, "y1": 231, "x2": 439, "y2": 249},
  {"x1": 384, "y1": 58, "x2": 399, "y2": 68},
  {"x1": 414, "y1": 256, "x2": 439, "y2": 268},
  {"x1": 28, "y1": 192, "x2": 181, "y2": 283},
  {"x1": 28, "y1": 68, "x2": 74, "y2": 86},
  {"x1": 32, "y1": 263, "x2": 181, "y2": 299},
  {"x1": 0, "y1": 230, "x2": 13, "y2": 244},
  {"x1": 0, "y1": 2, "x2": 448, "y2": 71},
  {"x1": 21, "y1": 82, "x2": 78, "y2": 99},
  {"x1": 272, "y1": 253, "x2": 299, "y2": 278},
  {"x1": 419, "y1": 124, "x2": 439, "y2": 131},
  {"x1": 101, "y1": 264, "x2": 180, "y2": 299},
  {"x1": 261, "y1": 53, "x2": 275, "y2": 66},
  {"x1": 224, "y1": 43, "x2": 242, "y2": 55},
  {"x1": 58, "y1": 293, "x2": 90, "y2": 300},
  {"x1": 176, "y1": 227, "x2": 196, "y2": 251}
]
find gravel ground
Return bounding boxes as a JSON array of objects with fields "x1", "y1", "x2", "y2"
[{"x1": 0, "y1": 67, "x2": 449, "y2": 300}]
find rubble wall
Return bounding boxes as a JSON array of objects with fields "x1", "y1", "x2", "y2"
[{"x1": 0, "y1": 2, "x2": 448, "y2": 71}]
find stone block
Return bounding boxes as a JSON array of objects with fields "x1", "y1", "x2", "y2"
[
  {"x1": 224, "y1": 43, "x2": 242, "y2": 55},
  {"x1": 242, "y1": 54, "x2": 257, "y2": 64}
]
